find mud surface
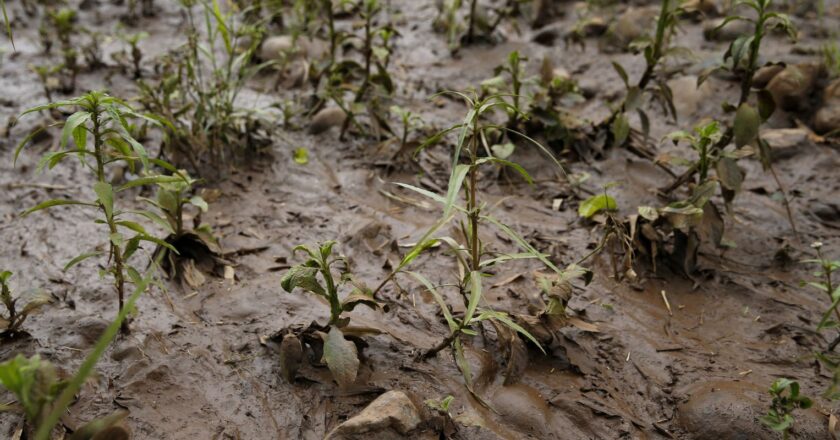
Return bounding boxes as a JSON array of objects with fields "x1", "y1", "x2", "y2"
[{"x1": 1, "y1": 0, "x2": 840, "y2": 438}]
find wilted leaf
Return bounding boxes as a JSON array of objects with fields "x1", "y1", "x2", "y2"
[
  {"x1": 321, "y1": 326, "x2": 359, "y2": 388},
  {"x1": 715, "y1": 157, "x2": 743, "y2": 192},
  {"x1": 341, "y1": 289, "x2": 380, "y2": 312},
  {"x1": 279, "y1": 334, "x2": 303, "y2": 383}
]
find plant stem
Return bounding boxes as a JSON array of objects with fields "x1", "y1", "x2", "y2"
[
  {"x1": 468, "y1": 119, "x2": 480, "y2": 272},
  {"x1": 466, "y1": 0, "x2": 478, "y2": 43},
  {"x1": 92, "y1": 102, "x2": 128, "y2": 334}
]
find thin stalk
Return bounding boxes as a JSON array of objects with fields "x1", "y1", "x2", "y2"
[
  {"x1": 466, "y1": 0, "x2": 478, "y2": 43},
  {"x1": 91, "y1": 103, "x2": 128, "y2": 334}
]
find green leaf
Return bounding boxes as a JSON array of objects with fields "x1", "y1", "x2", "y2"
[
  {"x1": 281, "y1": 265, "x2": 327, "y2": 297},
  {"x1": 93, "y1": 182, "x2": 114, "y2": 221},
  {"x1": 491, "y1": 142, "x2": 515, "y2": 160},
  {"x1": 406, "y1": 271, "x2": 457, "y2": 332},
  {"x1": 189, "y1": 196, "x2": 208, "y2": 212},
  {"x1": 116, "y1": 175, "x2": 184, "y2": 192},
  {"x1": 464, "y1": 271, "x2": 482, "y2": 324},
  {"x1": 444, "y1": 164, "x2": 470, "y2": 218},
  {"x1": 60, "y1": 112, "x2": 91, "y2": 149},
  {"x1": 63, "y1": 252, "x2": 104, "y2": 272},
  {"x1": 321, "y1": 326, "x2": 359, "y2": 388},
  {"x1": 578, "y1": 194, "x2": 617, "y2": 218},
  {"x1": 475, "y1": 157, "x2": 533, "y2": 184},
  {"x1": 22, "y1": 199, "x2": 96, "y2": 217},
  {"x1": 611, "y1": 113, "x2": 630, "y2": 148},
  {"x1": 293, "y1": 147, "x2": 309, "y2": 165},
  {"x1": 733, "y1": 103, "x2": 760, "y2": 148},
  {"x1": 716, "y1": 157, "x2": 743, "y2": 192},
  {"x1": 453, "y1": 338, "x2": 472, "y2": 389}
]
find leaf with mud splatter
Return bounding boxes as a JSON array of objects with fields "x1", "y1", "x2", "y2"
[{"x1": 321, "y1": 326, "x2": 359, "y2": 388}]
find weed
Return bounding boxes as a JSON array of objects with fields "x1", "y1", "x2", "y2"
[
  {"x1": 761, "y1": 378, "x2": 812, "y2": 439},
  {"x1": 0, "y1": 271, "x2": 50, "y2": 337},
  {"x1": 390, "y1": 91, "x2": 589, "y2": 387},
  {"x1": 15, "y1": 91, "x2": 180, "y2": 333},
  {"x1": 117, "y1": 30, "x2": 148, "y2": 79},
  {"x1": 607, "y1": 0, "x2": 686, "y2": 148},
  {"x1": 138, "y1": 0, "x2": 273, "y2": 174},
  {"x1": 803, "y1": 242, "x2": 840, "y2": 343},
  {"x1": 280, "y1": 241, "x2": 379, "y2": 386}
]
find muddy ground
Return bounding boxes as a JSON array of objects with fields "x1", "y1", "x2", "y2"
[{"x1": 1, "y1": 0, "x2": 840, "y2": 438}]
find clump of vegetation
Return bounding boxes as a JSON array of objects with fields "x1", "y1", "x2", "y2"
[
  {"x1": 279, "y1": 241, "x2": 380, "y2": 386},
  {"x1": 0, "y1": 271, "x2": 50, "y2": 338},
  {"x1": 606, "y1": 0, "x2": 686, "y2": 149},
  {"x1": 393, "y1": 91, "x2": 590, "y2": 387},
  {"x1": 138, "y1": 0, "x2": 273, "y2": 175},
  {"x1": 15, "y1": 91, "x2": 180, "y2": 333},
  {"x1": 0, "y1": 355, "x2": 130, "y2": 439},
  {"x1": 761, "y1": 378, "x2": 812, "y2": 439},
  {"x1": 433, "y1": 0, "x2": 523, "y2": 51}
]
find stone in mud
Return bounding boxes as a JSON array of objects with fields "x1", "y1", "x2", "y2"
[
  {"x1": 309, "y1": 107, "x2": 347, "y2": 135},
  {"x1": 752, "y1": 64, "x2": 785, "y2": 89},
  {"x1": 667, "y1": 75, "x2": 714, "y2": 120},
  {"x1": 766, "y1": 63, "x2": 821, "y2": 112},
  {"x1": 682, "y1": 0, "x2": 719, "y2": 17},
  {"x1": 760, "y1": 128, "x2": 810, "y2": 159},
  {"x1": 678, "y1": 381, "x2": 829, "y2": 440},
  {"x1": 325, "y1": 390, "x2": 423, "y2": 439},
  {"x1": 703, "y1": 17, "x2": 753, "y2": 42},
  {"x1": 258, "y1": 35, "x2": 328, "y2": 62},
  {"x1": 813, "y1": 78, "x2": 840, "y2": 134},
  {"x1": 602, "y1": 7, "x2": 657, "y2": 52},
  {"x1": 77, "y1": 316, "x2": 110, "y2": 345}
]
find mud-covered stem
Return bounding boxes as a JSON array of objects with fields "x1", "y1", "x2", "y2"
[
  {"x1": 322, "y1": 263, "x2": 342, "y2": 326},
  {"x1": 91, "y1": 100, "x2": 128, "y2": 334}
]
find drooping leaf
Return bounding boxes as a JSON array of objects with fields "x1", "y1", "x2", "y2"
[
  {"x1": 321, "y1": 326, "x2": 359, "y2": 388},
  {"x1": 715, "y1": 157, "x2": 743, "y2": 192},
  {"x1": 281, "y1": 265, "x2": 327, "y2": 297}
]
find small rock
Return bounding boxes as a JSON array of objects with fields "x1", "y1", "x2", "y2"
[
  {"x1": 491, "y1": 384, "x2": 552, "y2": 437},
  {"x1": 325, "y1": 390, "x2": 423, "y2": 439},
  {"x1": 77, "y1": 317, "x2": 110, "y2": 344},
  {"x1": 259, "y1": 35, "x2": 328, "y2": 62},
  {"x1": 111, "y1": 341, "x2": 143, "y2": 362},
  {"x1": 683, "y1": 0, "x2": 719, "y2": 17},
  {"x1": 766, "y1": 63, "x2": 821, "y2": 112},
  {"x1": 258, "y1": 36, "x2": 294, "y2": 61},
  {"x1": 814, "y1": 78, "x2": 840, "y2": 134},
  {"x1": 703, "y1": 17, "x2": 753, "y2": 41},
  {"x1": 752, "y1": 64, "x2": 785, "y2": 89},
  {"x1": 678, "y1": 381, "x2": 828, "y2": 440},
  {"x1": 667, "y1": 75, "x2": 714, "y2": 120},
  {"x1": 602, "y1": 7, "x2": 658, "y2": 52},
  {"x1": 309, "y1": 107, "x2": 347, "y2": 134},
  {"x1": 760, "y1": 128, "x2": 810, "y2": 159}
]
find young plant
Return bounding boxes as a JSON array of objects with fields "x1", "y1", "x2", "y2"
[
  {"x1": 0, "y1": 271, "x2": 50, "y2": 337},
  {"x1": 280, "y1": 241, "x2": 379, "y2": 386},
  {"x1": 137, "y1": 0, "x2": 273, "y2": 174},
  {"x1": 666, "y1": 0, "x2": 797, "y2": 234},
  {"x1": 143, "y1": 171, "x2": 223, "y2": 288},
  {"x1": 761, "y1": 378, "x2": 813, "y2": 439},
  {"x1": 804, "y1": 242, "x2": 840, "y2": 345},
  {"x1": 0, "y1": 355, "x2": 128, "y2": 439},
  {"x1": 577, "y1": 186, "x2": 636, "y2": 281},
  {"x1": 607, "y1": 0, "x2": 685, "y2": 148},
  {"x1": 15, "y1": 91, "x2": 179, "y2": 333},
  {"x1": 117, "y1": 30, "x2": 148, "y2": 79},
  {"x1": 387, "y1": 91, "x2": 589, "y2": 388}
]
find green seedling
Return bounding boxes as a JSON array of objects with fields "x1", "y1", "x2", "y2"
[
  {"x1": 388, "y1": 91, "x2": 590, "y2": 388},
  {"x1": 82, "y1": 30, "x2": 106, "y2": 69},
  {"x1": 0, "y1": 355, "x2": 129, "y2": 440},
  {"x1": 48, "y1": 8, "x2": 75, "y2": 49},
  {"x1": 0, "y1": 255, "x2": 160, "y2": 440},
  {"x1": 118, "y1": 30, "x2": 148, "y2": 79},
  {"x1": 15, "y1": 91, "x2": 180, "y2": 333},
  {"x1": 578, "y1": 185, "x2": 636, "y2": 281},
  {"x1": 664, "y1": 0, "x2": 798, "y2": 234},
  {"x1": 390, "y1": 105, "x2": 425, "y2": 152},
  {"x1": 0, "y1": 271, "x2": 50, "y2": 337},
  {"x1": 425, "y1": 395, "x2": 454, "y2": 415},
  {"x1": 280, "y1": 241, "x2": 379, "y2": 386},
  {"x1": 433, "y1": 0, "x2": 520, "y2": 50},
  {"x1": 142, "y1": 171, "x2": 223, "y2": 288},
  {"x1": 30, "y1": 64, "x2": 62, "y2": 102},
  {"x1": 607, "y1": 0, "x2": 686, "y2": 147},
  {"x1": 761, "y1": 378, "x2": 812, "y2": 439},
  {"x1": 804, "y1": 242, "x2": 840, "y2": 338}
]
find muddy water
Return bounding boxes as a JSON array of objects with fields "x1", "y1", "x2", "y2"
[{"x1": 1, "y1": 0, "x2": 840, "y2": 438}]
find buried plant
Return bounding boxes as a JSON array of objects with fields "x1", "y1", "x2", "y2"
[
  {"x1": 0, "y1": 271, "x2": 51, "y2": 338},
  {"x1": 279, "y1": 241, "x2": 380, "y2": 386},
  {"x1": 15, "y1": 91, "x2": 180, "y2": 333},
  {"x1": 141, "y1": 170, "x2": 225, "y2": 288},
  {"x1": 761, "y1": 378, "x2": 812, "y2": 439},
  {"x1": 388, "y1": 91, "x2": 590, "y2": 388}
]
